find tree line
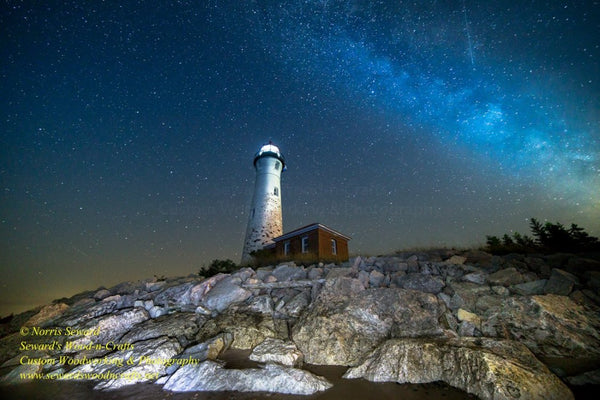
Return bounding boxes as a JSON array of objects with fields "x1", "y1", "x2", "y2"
[{"x1": 486, "y1": 218, "x2": 600, "y2": 254}]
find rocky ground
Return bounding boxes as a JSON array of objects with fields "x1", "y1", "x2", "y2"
[{"x1": 1, "y1": 249, "x2": 599, "y2": 399}]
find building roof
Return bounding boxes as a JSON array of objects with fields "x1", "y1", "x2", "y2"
[{"x1": 273, "y1": 223, "x2": 351, "y2": 242}]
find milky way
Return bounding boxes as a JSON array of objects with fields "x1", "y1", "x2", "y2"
[
  {"x1": 254, "y1": 0, "x2": 599, "y2": 202},
  {"x1": 0, "y1": 0, "x2": 598, "y2": 315}
]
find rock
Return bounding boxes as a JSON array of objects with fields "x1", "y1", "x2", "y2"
[
  {"x1": 244, "y1": 295, "x2": 274, "y2": 314},
  {"x1": 351, "y1": 256, "x2": 366, "y2": 270},
  {"x1": 107, "y1": 281, "x2": 141, "y2": 296},
  {"x1": 544, "y1": 268, "x2": 579, "y2": 296},
  {"x1": 170, "y1": 333, "x2": 232, "y2": 372},
  {"x1": 282, "y1": 291, "x2": 310, "y2": 317},
  {"x1": 145, "y1": 280, "x2": 166, "y2": 292},
  {"x1": 437, "y1": 292, "x2": 452, "y2": 309},
  {"x1": 440, "y1": 311, "x2": 459, "y2": 332},
  {"x1": 395, "y1": 273, "x2": 444, "y2": 294},
  {"x1": 566, "y1": 369, "x2": 600, "y2": 386},
  {"x1": 457, "y1": 309, "x2": 481, "y2": 336},
  {"x1": 486, "y1": 294, "x2": 600, "y2": 358},
  {"x1": 61, "y1": 299, "x2": 120, "y2": 324},
  {"x1": 344, "y1": 338, "x2": 573, "y2": 400},
  {"x1": 154, "y1": 282, "x2": 196, "y2": 309},
  {"x1": 143, "y1": 300, "x2": 154, "y2": 310},
  {"x1": 292, "y1": 278, "x2": 444, "y2": 366},
  {"x1": 163, "y1": 360, "x2": 331, "y2": 394},
  {"x1": 581, "y1": 289, "x2": 600, "y2": 306},
  {"x1": 457, "y1": 308, "x2": 481, "y2": 327},
  {"x1": 307, "y1": 267, "x2": 323, "y2": 280},
  {"x1": 406, "y1": 255, "x2": 419, "y2": 273},
  {"x1": 101, "y1": 294, "x2": 136, "y2": 310},
  {"x1": 66, "y1": 336, "x2": 182, "y2": 390},
  {"x1": 491, "y1": 285, "x2": 510, "y2": 296},
  {"x1": 474, "y1": 295, "x2": 504, "y2": 313},
  {"x1": 93, "y1": 289, "x2": 111, "y2": 300},
  {"x1": 231, "y1": 267, "x2": 255, "y2": 282},
  {"x1": 458, "y1": 320, "x2": 478, "y2": 336},
  {"x1": 201, "y1": 276, "x2": 252, "y2": 313},
  {"x1": 326, "y1": 267, "x2": 354, "y2": 279},
  {"x1": 369, "y1": 270, "x2": 385, "y2": 287},
  {"x1": 255, "y1": 268, "x2": 272, "y2": 281},
  {"x1": 524, "y1": 256, "x2": 550, "y2": 274},
  {"x1": 272, "y1": 264, "x2": 306, "y2": 281},
  {"x1": 196, "y1": 312, "x2": 281, "y2": 350},
  {"x1": 510, "y1": 279, "x2": 548, "y2": 296},
  {"x1": 0, "y1": 363, "x2": 42, "y2": 384},
  {"x1": 65, "y1": 308, "x2": 149, "y2": 354},
  {"x1": 249, "y1": 338, "x2": 303, "y2": 367},
  {"x1": 148, "y1": 306, "x2": 166, "y2": 318},
  {"x1": 389, "y1": 271, "x2": 406, "y2": 287},
  {"x1": 445, "y1": 255, "x2": 467, "y2": 265},
  {"x1": 396, "y1": 274, "x2": 445, "y2": 294},
  {"x1": 396, "y1": 262, "x2": 408, "y2": 272},
  {"x1": 544, "y1": 253, "x2": 572, "y2": 269},
  {"x1": 565, "y1": 257, "x2": 600, "y2": 277},
  {"x1": 447, "y1": 282, "x2": 493, "y2": 311},
  {"x1": 487, "y1": 267, "x2": 524, "y2": 286},
  {"x1": 120, "y1": 313, "x2": 201, "y2": 346},
  {"x1": 357, "y1": 270, "x2": 370, "y2": 288},
  {"x1": 25, "y1": 303, "x2": 69, "y2": 327},
  {"x1": 189, "y1": 274, "x2": 227, "y2": 305},
  {"x1": 463, "y1": 250, "x2": 493, "y2": 266},
  {"x1": 462, "y1": 272, "x2": 487, "y2": 285}
]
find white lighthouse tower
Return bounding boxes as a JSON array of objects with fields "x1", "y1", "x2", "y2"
[{"x1": 241, "y1": 142, "x2": 285, "y2": 264}]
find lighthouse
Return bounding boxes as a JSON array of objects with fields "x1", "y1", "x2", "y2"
[{"x1": 241, "y1": 142, "x2": 285, "y2": 264}]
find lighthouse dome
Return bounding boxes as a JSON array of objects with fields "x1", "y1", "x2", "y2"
[
  {"x1": 258, "y1": 143, "x2": 281, "y2": 157},
  {"x1": 254, "y1": 142, "x2": 285, "y2": 168}
]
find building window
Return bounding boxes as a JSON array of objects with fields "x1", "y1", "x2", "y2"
[
  {"x1": 274, "y1": 187, "x2": 279, "y2": 196},
  {"x1": 274, "y1": 161, "x2": 280, "y2": 170},
  {"x1": 331, "y1": 239, "x2": 337, "y2": 255},
  {"x1": 301, "y1": 236, "x2": 309, "y2": 253},
  {"x1": 284, "y1": 241, "x2": 290, "y2": 255}
]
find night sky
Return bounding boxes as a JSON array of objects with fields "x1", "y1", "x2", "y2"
[{"x1": 1, "y1": 0, "x2": 598, "y2": 316}]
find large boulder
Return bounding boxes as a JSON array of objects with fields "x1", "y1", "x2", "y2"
[
  {"x1": 344, "y1": 337, "x2": 573, "y2": 400},
  {"x1": 64, "y1": 308, "x2": 149, "y2": 356},
  {"x1": 163, "y1": 360, "x2": 331, "y2": 394},
  {"x1": 62, "y1": 336, "x2": 182, "y2": 390},
  {"x1": 485, "y1": 294, "x2": 600, "y2": 358},
  {"x1": 487, "y1": 267, "x2": 524, "y2": 287},
  {"x1": 544, "y1": 268, "x2": 579, "y2": 296},
  {"x1": 201, "y1": 276, "x2": 252, "y2": 313},
  {"x1": 195, "y1": 311, "x2": 283, "y2": 350},
  {"x1": 188, "y1": 274, "x2": 228, "y2": 305},
  {"x1": 120, "y1": 312, "x2": 203, "y2": 347},
  {"x1": 510, "y1": 279, "x2": 548, "y2": 296},
  {"x1": 249, "y1": 338, "x2": 303, "y2": 367},
  {"x1": 292, "y1": 277, "x2": 444, "y2": 366}
]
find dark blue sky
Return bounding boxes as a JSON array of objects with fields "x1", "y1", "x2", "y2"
[{"x1": 1, "y1": 0, "x2": 598, "y2": 316}]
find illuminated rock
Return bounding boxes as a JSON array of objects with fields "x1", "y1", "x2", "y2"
[{"x1": 345, "y1": 337, "x2": 573, "y2": 400}]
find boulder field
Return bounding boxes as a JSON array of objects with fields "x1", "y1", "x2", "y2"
[{"x1": 2, "y1": 250, "x2": 600, "y2": 399}]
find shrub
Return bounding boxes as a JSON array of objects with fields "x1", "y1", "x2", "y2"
[{"x1": 200, "y1": 259, "x2": 240, "y2": 277}]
